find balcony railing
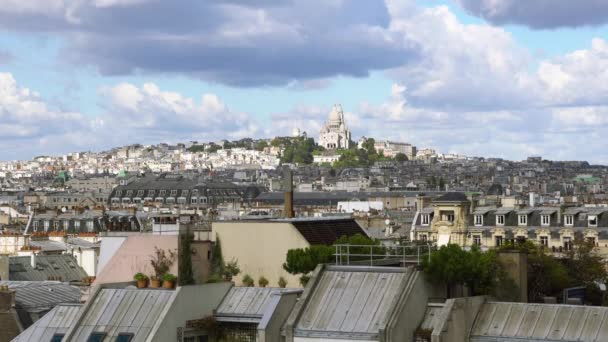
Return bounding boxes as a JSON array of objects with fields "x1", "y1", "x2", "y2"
[{"x1": 334, "y1": 243, "x2": 433, "y2": 267}]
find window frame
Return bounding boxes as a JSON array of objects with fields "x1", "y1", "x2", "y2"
[
  {"x1": 87, "y1": 332, "x2": 107, "y2": 342},
  {"x1": 421, "y1": 214, "x2": 430, "y2": 226},
  {"x1": 540, "y1": 236, "x2": 549, "y2": 246},
  {"x1": 588, "y1": 215, "x2": 598, "y2": 227},
  {"x1": 541, "y1": 215, "x2": 551, "y2": 226},
  {"x1": 474, "y1": 215, "x2": 483, "y2": 226},
  {"x1": 518, "y1": 214, "x2": 528, "y2": 226},
  {"x1": 496, "y1": 215, "x2": 505, "y2": 226},
  {"x1": 565, "y1": 215, "x2": 574, "y2": 226}
]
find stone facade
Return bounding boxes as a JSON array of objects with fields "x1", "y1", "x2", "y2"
[{"x1": 319, "y1": 104, "x2": 351, "y2": 150}]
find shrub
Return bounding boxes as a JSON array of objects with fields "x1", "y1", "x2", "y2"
[
  {"x1": 162, "y1": 273, "x2": 177, "y2": 282},
  {"x1": 150, "y1": 247, "x2": 176, "y2": 279},
  {"x1": 223, "y1": 259, "x2": 241, "y2": 281},
  {"x1": 258, "y1": 276, "x2": 269, "y2": 288},
  {"x1": 299, "y1": 275, "x2": 311, "y2": 287},
  {"x1": 134, "y1": 272, "x2": 148, "y2": 281},
  {"x1": 242, "y1": 274, "x2": 254, "y2": 287},
  {"x1": 278, "y1": 276, "x2": 288, "y2": 288}
]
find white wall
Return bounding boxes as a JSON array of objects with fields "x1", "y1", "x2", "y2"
[{"x1": 97, "y1": 236, "x2": 127, "y2": 274}]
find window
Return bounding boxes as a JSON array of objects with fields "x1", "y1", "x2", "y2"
[
  {"x1": 495, "y1": 236, "x2": 503, "y2": 247},
  {"x1": 474, "y1": 215, "x2": 483, "y2": 226},
  {"x1": 159, "y1": 190, "x2": 166, "y2": 196},
  {"x1": 496, "y1": 215, "x2": 505, "y2": 226},
  {"x1": 563, "y1": 237, "x2": 572, "y2": 251},
  {"x1": 182, "y1": 190, "x2": 189, "y2": 196},
  {"x1": 589, "y1": 215, "x2": 598, "y2": 227},
  {"x1": 541, "y1": 215, "x2": 550, "y2": 226},
  {"x1": 86, "y1": 221, "x2": 94, "y2": 231},
  {"x1": 137, "y1": 190, "x2": 144, "y2": 197},
  {"x1": 88, "y1": 332, "x2": 106, "y2": 342},
  {"x1": 126, "y1": 190, "x2": 133, "y2": 196},
  {"x1": 473, "y1": 235, "x2": 481, "y2": 246},
  {"x1": 587, "y1": 236, "x2": 597, "y2": 245},
  {"x1": 63, "y1": 220, "x2": 69, "y2": 230},
  {"x1": 116, "y1": 190, "x2": 122, "y2": 196},
  {"x1": 51, "y1": 334, "x2": 65, "y2": 342},
  {"x1": 565, "y1": 215, "x2": 574, "y2": 226},
  {"x1": 420, "y1": 234, "x2": 428, "y2": 242},
  {"x1": 519, "y1": 215, "x2": 528, "y2": 226},
  {"x1": 148, "y1": 190, "x2": 155, "y2": 196},
  {"x1": 191, "y1": 198, "x2": 198, "y2": 204},
  {"x1": 116, "y1": 333, "x2": 134, "y2": 342},
  {"x1": 447, "y1": 214, "x2": 455, "y2": 222},
  {"x1": 540, "y1": 236, "x2": 548, "y2": 247},
  {"x1": 33, "y1": 221, "x2": 39, "y2": 231},
  {"x1": 53, "y1": 221, "x2": 60, "y2": 230},
  {"x1": 75, "y1": 221, "x2": 81, "y2": 229},
  {"x1": 170, "y1": 189, "x2": 178, "y2": 196},
  {"x1": 44, "y1": 220, "x2": 50, "y2": 230},
  {"x1": 421, "y1": 214, "x2": 430, "y2": 226}
]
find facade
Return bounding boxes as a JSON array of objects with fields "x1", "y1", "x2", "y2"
[
  {"x1": 108, "y1": 174, "x2": 243, "y2": 207},
  {"x1": 318, "y1": 104, "x2": 351, "y2": 150},
  {"x1": 412, "y1": 193, "x2": 608, "y2": 254},
  {"x1": 212, "y1": 217, "x2": 367, "y2": 287},
  {"x1": 373, "y1": 140, "x2": 417, "y2": 160}
]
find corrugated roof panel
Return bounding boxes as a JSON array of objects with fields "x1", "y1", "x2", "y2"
[
  {"x1": 72, "y1": 288, "x2": 175, "y2": 341},
  {"x1": 12, "y1": 304, "x2": 81, "y2": 342},
  {"x1": 471, "y1": 302, "x2": 608, "y2": 342}
]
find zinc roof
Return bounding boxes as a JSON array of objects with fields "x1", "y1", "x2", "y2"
[
  {"x1": 216, "y1": 287, "x2": 292, "y2": 323},
  {"x1": 71, "y1": 288, "x2": 175, "y2": 341},
  {"x1": 294, "y1": 267, "x2": 413, "y2": 339},
  {"x1": 12, "y1": 304, "x2": 82, "y2": 342},
  {"x1": 9, "y1": 255, "x2": 88, "y2": 282},
  {"x1": 0, "y1": 281, "x2": 81, "y2": 312},
  {"x1": 471, "y1": 302, "x2": 608, "y2": 342}
]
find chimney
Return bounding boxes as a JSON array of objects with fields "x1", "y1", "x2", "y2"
[
  {"x1": 30, "y1": 253, "x2": 37, "y2": 269},
  {"x1": 0, "y1": 286, "x2": 16, "y2": 312},
  {"x1": 529, "y1": 192, "x2": 536, "y2": 207},
  {"x1": 0, "y1": 256, "x2": 8, "y2": 281},
  {"x1": 283, "y1": 167, "x2": 294, "y2": 218}
]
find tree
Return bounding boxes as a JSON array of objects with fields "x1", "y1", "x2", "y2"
[
  {"x1": 178, "y1": 228, "x2": 194, "y2": 286},
  {"x1": 423, "y1": 244, "x2": 514, "y2": 298},
  {"x1": 255, "y1": 140, "x2": 268, "y2": 151},
  {"x1": 395, "y1": 153, "x2": 408, "y2": 162}
]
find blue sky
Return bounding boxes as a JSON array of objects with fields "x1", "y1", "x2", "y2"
[{"x1": 1, "y1": 0, "x2": 608, "y2": 163}]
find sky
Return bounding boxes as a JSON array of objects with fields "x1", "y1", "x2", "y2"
[{"x1": 1, "y1": 0, "x2": 608, "y2": 163}]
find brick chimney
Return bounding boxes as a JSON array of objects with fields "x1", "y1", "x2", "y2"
[
  {"x1": 0, "y1": 285, "x2": 16, "y2": 312},
  {"x1": 0, "y1": 256, "x2": 8, "y2": 281}
]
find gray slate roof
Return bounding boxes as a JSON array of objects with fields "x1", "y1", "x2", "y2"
[
  {"x1": 471, "y1": 302, "x2": 608, "y2": 342},
  {"x1": 9, "y1": 255, "x2": 88, "y2": 282},
  {"x1": 12, "y1": 304, "x2": 82, "y2": 342},
  {"x1": 294, "y1": 266, "x2": 415, "y2": 339},
  {"x1": 0, "y1": 281, "x2": 81, "y2": 312}
]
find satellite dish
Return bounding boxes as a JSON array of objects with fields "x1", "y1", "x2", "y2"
[
  {"x1": 385, "y1": 219, "x2": 391, "y2": 225},
  {"x1": 61, "y1": 207, "x2": 67, "y2": 213}
]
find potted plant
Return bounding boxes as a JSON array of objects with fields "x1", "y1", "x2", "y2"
[
  {"x1": 150, "y1": 276, "x2": 161, "y2": 288},
  {"x1": 278, "y1": 276, "x2": 288, "y2": 288},
  {"x1": 150, "y1": 246, "x2": 176, "y2": 287},
  {"x1": 258, "y1": 276, "x2": 269, "y2": 288},
  {"x1": 242, "y1": 274, "x2": 254, "y2": 287},
  {"x1": 134, "y1": 273, "x2": 149, "y2": 288},
  {"x1": 162, "y1": 273, "x2": 177, "y2": 289}
]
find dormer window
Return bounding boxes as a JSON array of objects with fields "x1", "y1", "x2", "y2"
[
  {"x1": 496, "y1": 215, "x2": 505, "y2": 226},
  {"x1": 541, "y1": 215, "x2": 551, "y2": 226},
  {"x1": 137, "y1": 190, "x2": 144, "y2": 197},
  {"x1": 589, "y1": 215, "x2": 598, "y2": 227},
  {"x1": 148, "y1": 190, "x2": 155, "y2": 196},
  {"x1": 565, "y1": 215, "x2": 574, "y2": 226},
  {"x1": 170, "y1": 189, "x2": 178, "y2": 196},
  {"x1": 421, "y1": 214, "x2": 430, "y2": 226},
  {"x1": 126, "y1": 190, "x2": 133, "y2": 197},
  {"x1": 159, "y1": 190, "x2": 166, "y2": 196},
  {"x1": 519, "y1": 215, "x2": 528, "y2": 226},
  {"x1": 474, "y1": 215, "x2": 483, "y2": 226},
  {"x1": 116, "y1": 190, "x2": 122, "y2": 196}
]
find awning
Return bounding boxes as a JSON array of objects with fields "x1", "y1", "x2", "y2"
[{"x1": 437, "y1": 234, "x2": 451, "y2": 247}]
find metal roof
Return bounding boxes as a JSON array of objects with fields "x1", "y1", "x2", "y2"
[
  {"x1": 289, "y1": 218, "x2": 368, "y2": 245},
  {"x1": 419, "y1": 304, "x2": 445, "y2": 331},
  {"x1": 419, "y1": 208, "x2": 435, "y2": 214},
  {"x1": 9, "y1": 255, "x2": 88, "y2": 282},
  {"x1": 12, "y1": 304, "x2": 82, "y2": 342},
  {"x1": 216, "y1": 287, "x2": 293, "y2": 323},
  {"x1": 473, "y1": 208, "x2": 494, "y2": 215},
  {"x1": 470, "y1": 302, "x2": 608, "y2": 342},
  {"x1": 494, "y1": 208, "x2": 515, "y2": 215},
  {"x1": 0, "y1": 281, "x2": 81, "y2": 312},
  {"x1": 71, "y1": 288, "x2": 175, "y2": 341},
  {"x1": 294, "y1": 267, "x2": 414, "y2": 339}
]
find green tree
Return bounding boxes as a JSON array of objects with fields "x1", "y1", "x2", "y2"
[
  {"x1": 255, "y1": 140, "x2": 268, "y2": 151},
  {"x1": 395, "y1": 153, "x2": 408, "y2": 162},
  {"x1": 178, "y1": 228, "x2": 194, "y2": 286}
]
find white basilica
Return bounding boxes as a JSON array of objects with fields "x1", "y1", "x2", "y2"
[{"x1": 319, "y1": 104, "x2": 351, "y2": 150}]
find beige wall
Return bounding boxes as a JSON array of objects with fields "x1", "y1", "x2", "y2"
[{"x1": 213, "y1": 222, "x2": 310, "y2": 287}]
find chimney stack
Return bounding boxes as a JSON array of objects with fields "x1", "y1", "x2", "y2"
[
  {"x1": 30, "y1": 253, "x2": 37, "y2": 269},
  {"x1": 0, "y1": 286, "x2": 16, "y2": 312},
  {"x1": 283, "y1": 167, "x2": 294, "y2": 218},
  {"x1": 529, "y1": 192, "x2": 536, "y2": 207}
]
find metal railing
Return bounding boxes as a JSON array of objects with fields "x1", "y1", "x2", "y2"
[{"x1": 334, "y1": 243, "x2": 433, "y2": 267}]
